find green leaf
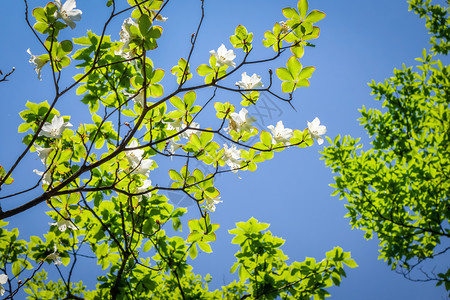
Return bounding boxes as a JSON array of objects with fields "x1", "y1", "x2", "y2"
[
  {"x1": 282, "y1": 8, "x2": 300, "y2": 20},
  {"x1": 298, "y1": 0, "x2": 309, "y2": 20},
  {"x1": 197, "y1": 64, "x2": 213, "y2": 76},
  {"x1": 138, "y1": 14, "x2": 152, "y2": 35},
  {"x1": 276, "y1": 67, "x2": 293, "y2": 81},
  {"x1": 189, "y1": 243, "x2": 198, "y2": 259},
  {"x1": 299, "y1": 66, "x2": 315, "y2": 79},
  {"x1": 260, "y1": 131, "x2": 272, "y2": 146},
  {"x1": 304, "y1": 10, "x2": 326, "y2": 23},
  {"x1": 197, "y1": 241, "x2": 212, "y2": 253},
  {"x1": 143, "y1": 240, "x2": 152, "y2": 252},
  {"x1": 287, "y1": 56, "x2": 302, "y2": 76},
  {"x1": 170, "y1": 96, "x2": 185, "y2": 111},
  {"x1": 12, "y1": 261, "x2": 21, "y2": 277}
]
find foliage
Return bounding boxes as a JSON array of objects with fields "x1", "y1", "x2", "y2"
[
  {"x1": 0, "y1": 0, "x2": 355, "y2": 299},
  {"x1": 321, "y1": 0, "x2": 449, "y2": 292}
]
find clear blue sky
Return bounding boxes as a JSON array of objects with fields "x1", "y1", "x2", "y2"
[{"x1": 0, "y1": 0, "x2": 447, "y2": 299}]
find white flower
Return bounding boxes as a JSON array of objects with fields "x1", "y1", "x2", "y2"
[
  {"x1": 0, "y1": 274, "x2": 8, "y2": 296},
  {"x1": 235, "y1": 72, "x2": 263, "y2": 91},
  {"x1": 136, "y1": 179, "x2": 152, "y2": 202},
  {"x1": 209, "y1": 44, "x2": 236, "y2": 68},
  {"x1": 267, "y1": 121, "x2": 293, "y2": 145},
  {"x1": 129, "y1": 158, "x2": 154, "y2": 176},
  {"x1": 205, "y1": 196, "x2": 222, "y2": 212},
  {"x1": 180, "y1": 122, "x2": 200, "y2": 139},
  {"x1": 54, "y1": 0, "x2": 82, "y2": 29},
  {"x1": 167, "y1": 139, "x2": 182, "y2": 155},
  {"x1": 279, "y1": 21, "x2": 291, "y2": 34},
  {"x1": 125, "y1": 140, "x2": 154, "y2": 176},
  {"x1": 49, "y1": 219, "x2": 77, "y2": 232},
  {"x1": 165, "y1": 119, "x2": 182, "y2": 131},
  {"x1": 27, "y1": 49, "x2": 47, "y2": 80},
  {"x1": 115, "y1": 18, "x2": 138, "y2": 60},
  {"x1": 307, "y1": 117, "x2": 327, "y2": 145},
  {"x1": 46, "y1": 245, "x2": 62, "y2": 266},
  {"x1": 124, "y1": 90, "x2": 145, "y2": 107},
  {"x1": 223, "y1": 144, "x2": 241, "y2": 173},
  {"x1": 34, "y1": 144, "x2": 52, "y2": 166},
  {"x1": 33, "y1": 169, "x2": 52, "y2": 185},
  {"x1": 126, "y1": 140, "x2": 145, "y2": 163},
  {"x1": 39, "y1": 115, "x2": 73, "y2": 139},
  {"x1": 151, "y1": 11, "x2": 168, "y2": 21},
  {"x1": 228, "y1": 108, "x2": 256, "y2": 133}
]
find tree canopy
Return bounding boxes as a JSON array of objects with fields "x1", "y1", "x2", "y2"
[
  {"x1": 0, "y1": 0, "x2": 359, "y2": 299},
  {"x1": 322, "y1": 0, "x2": 449, "y2": 292}
]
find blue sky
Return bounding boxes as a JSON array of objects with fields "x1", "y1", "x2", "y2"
[{"x1": 0, "y1": 0, "x2": 447, "y2": 299}]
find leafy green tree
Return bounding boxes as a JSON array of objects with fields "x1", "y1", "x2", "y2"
[
  {"x1": 0, "y1": 0, "x2": 356, "y2": 299},
  {"x1": 322, "y1": 0, "x2": 449, "y2": 292}
]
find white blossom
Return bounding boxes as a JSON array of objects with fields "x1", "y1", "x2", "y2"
[
  {"x1": 167, "y1": 139, "x2": 182, "y2": 155},
  {"x1": 227, "y1": 108, "x2": 256, "y2": 133},
  {"x1": 115, "y1": 18, "x2": 138, "y2": 60},
  {"x1": 129, "y1": 158, "x2": 153, "y2": 176},
  {"x1": 34, "y1": 144, "x2": 52, "y2": 166},
  {"x1": 126, "y1": 140, "x2": 145, "y2": 163},
  {"x1": 0, "y1": 274, "x2": 8, "y2": 296},
  {"x1": 151, "y1": 11, "x2": 168, "y2": 21},
  {"x1": 39, "y1": 115, "x2": 73, "y2": 139},
  {"x1": 180, "y1": 122, "x2": 200, "y2": 139},
  {"x1": 125, "y1": 140, "x2": 153, "y2": 176},
  {"x1": 223, "y1": 144, "x2": 241, "y2": 173},
  {"x1": 235, "y1": 72, "x2": 263, "y2": 91},
  {"x1": 165, "y1": 119, "x2": 182, "y2": 131},
  {"x1": 205, "y1": 196, "x2": 222, "y2": 212},
  {"x1": 279, "y1": 21, "x2": 291, "y2": 34},
  {"x1": 33, "y1": 169, "x2": 52, "y2": 185},
  {"x1": 54, "y1": 0, "x2": 82, "y2": 29},
  {"x1": 307, "y1": 117, "x2": 327, "y2": 145},
  {"x1": 210, "y1": 44, "x2": 236, "y2": 68},
  {"x1": 49, "y1": 218, "x2": 77, "y2": 232},
  {"x1": 45, "y1": 244, "x2": 62, "y2": 266},
  {"x1": 267, "y1": 121, "x2": 293, "y2": 145},
  {"x1": 124, "y1": 90, "x2": 145, "y2": 107},
  {"x1": 27, "y1": 49, "x2": 47, "y2": 80},
  {"x1": 135, "y1": 179, "x2": 152, "y2": 202}
]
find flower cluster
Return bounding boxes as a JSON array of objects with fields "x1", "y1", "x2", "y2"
[{"x1": 126, "y1": 140, "x2": 154, "y2": 177}]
